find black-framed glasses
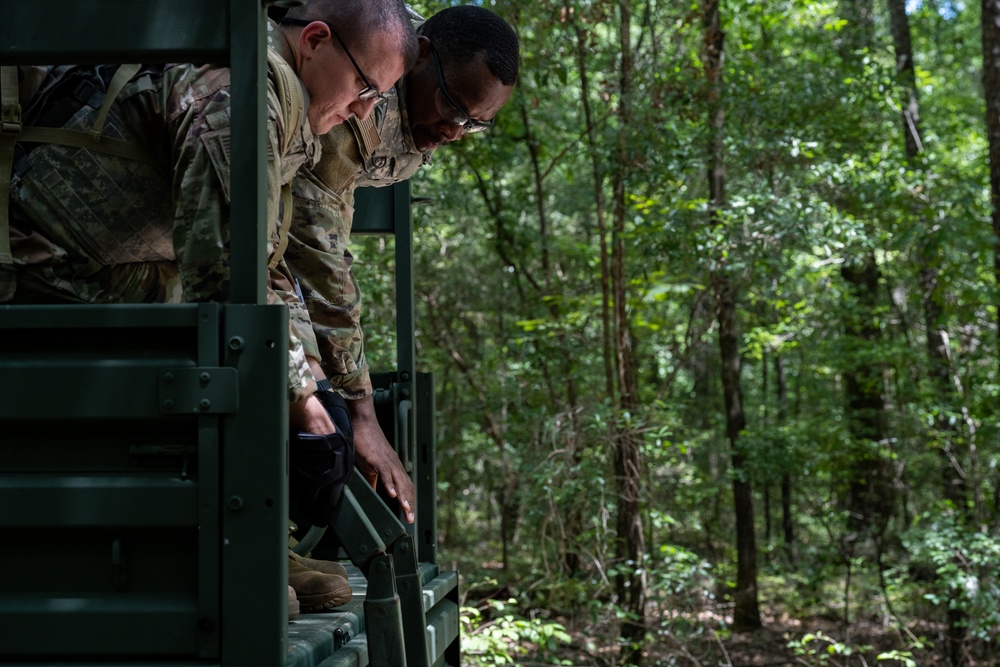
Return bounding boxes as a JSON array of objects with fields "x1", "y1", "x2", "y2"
[
  {"x1": 280, "y1": 18, "x2": 386, "y2": 103},
  {"x1": 428, "y1": 45, "x2": 495, "y2": 133}
]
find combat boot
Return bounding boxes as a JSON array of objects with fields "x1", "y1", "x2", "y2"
[
  {"x1": 289, "y1": 549, "x2": 350, "y2": 579},
  {"x1": 288, "y1": 585, "x2": 300, "y2": 621},
  {"x1": 288, "y1": 555, "x2": 351, "y2": 612}
]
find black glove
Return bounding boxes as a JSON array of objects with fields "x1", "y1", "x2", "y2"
[
  {"x1": 315, "y1": 388, "x2": 353, "y2": 450},
  {"x1": 289, "y1": 390, "x2": 355, "y2": 528}
]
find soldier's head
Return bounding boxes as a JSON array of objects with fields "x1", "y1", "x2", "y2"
[
  {"x1": 404, "y1": 6, "x2": 519, "y2": 153},
  {"x1": 281, "y1": 0, "x2": 418, "y2": 134}
]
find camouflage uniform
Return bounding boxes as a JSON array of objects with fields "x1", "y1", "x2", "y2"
[
  {"x1": 1, "y1": 22, "x2": 321, "y2": 400},
  {"x1": 282, "y1": 78, "x2": 433, "y2": 399}
]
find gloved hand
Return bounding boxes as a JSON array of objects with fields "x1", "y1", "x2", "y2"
[
  {"x1": 289, "y1": 391, "x2": 355, "y2": 528},
  {"x1": 315, "y1": 389, "x2": 353, "y2": 448}
]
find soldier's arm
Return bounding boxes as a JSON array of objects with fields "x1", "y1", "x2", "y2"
[
  {"x1": 284, "y1": 166, "x2": 416, "y2": 520},
  {"x1": 166, "y1": 63, "x2": 318, "y2": 406}
]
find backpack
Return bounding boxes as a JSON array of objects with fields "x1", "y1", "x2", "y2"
[{"x1": 0, "y1": 52, "x2": 302, "y2": 269}]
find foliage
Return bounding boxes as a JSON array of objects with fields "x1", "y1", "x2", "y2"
[
  {"x1": 902, "y1": 515, "x2": 1000, "y2": 642},
  {"x1": 461, "y1": 599, "x2": 572, "y2": 666},
  {"x1": 351, "y1": 0, "x2": 1000, "y2": 662},
  {"x1": 787, "y1": 632, "x2": 920, "y2": 667}
]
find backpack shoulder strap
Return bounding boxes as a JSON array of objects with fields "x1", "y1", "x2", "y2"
[
  {"x1": 266, "y1": 49, "x2": 303, "y2": 157},
  {"x1": 0, "y1": 65, "x2": 22, "y2": 265},
  {"x1": 264, "y1": 50, "x2": 305, "y2": 270}
]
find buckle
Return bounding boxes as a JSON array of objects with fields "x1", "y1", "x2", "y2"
[{"x1": 1, "y1": 102, "x2": 21, "y2": 134}]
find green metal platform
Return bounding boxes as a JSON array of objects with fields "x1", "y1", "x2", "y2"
[{"x1": 287, "y1": 564, "x2": 459, "y2": 667}]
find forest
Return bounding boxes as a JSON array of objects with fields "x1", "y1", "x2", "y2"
[{"x1": 356, "y1": 0, "x2": 1000, "y2": 664}]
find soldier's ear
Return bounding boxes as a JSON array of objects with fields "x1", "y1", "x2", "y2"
[
  {"x1": 414, "y1": 36, "x2": 433, "y2": 67},
  {"x1": 299, "y1": 21, "x2": 331, "y2": 57}
]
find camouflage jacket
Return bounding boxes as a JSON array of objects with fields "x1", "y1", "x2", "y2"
[
  {"x1": 3, "y1": 28, "x2": 321, "y2": 400},
  {"x1": 283, "y1": 78, "x2": 434, "y2": 399}
]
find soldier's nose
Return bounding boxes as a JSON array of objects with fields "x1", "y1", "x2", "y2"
[
  {"x1": 441, "y1": 123, "x2": 464, "y2": 142},
  {"x1": 352, "y1": 98, "x2": 377, "y2": 121}
]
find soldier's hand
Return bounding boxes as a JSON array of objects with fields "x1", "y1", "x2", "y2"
[
  {"x1": 348, "y1": 395, "x2": 415, "y2": 524},
  {"x1": 289, "y1": 393, "x2": 336, "y2": 435}
]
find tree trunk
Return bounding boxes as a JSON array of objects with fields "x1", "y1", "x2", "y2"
[
  {"x1": 704, "y1": 0, "x2": 762, "y2": 631},
  {"x1": 887, "y1": 0, "x2": 922, "y2": 157},
  {"x1": 840, "y1": 256, "x2": 893, "y2": 541},
  {"x1": 762, "y1": 354, "x2": 772, "y2": 551},
  {"x1": 569, "y1": 4, "x2": 617, "y2": 578},
  {"x1": 716, "y1": 279, "x2": 762, "y2": 630},
  {"x1": 984, "y1": 0, "x2": 1000, "y2": 357},
  {"x1": 776, "y1": 355, "x2": 795, "y2": 562},
  {"x1": 837, "y1": 0, "x2": 891, "y2": 573},
  {"x1": 610, "y1": 1, "x2": 646, "y2": 663},
  {"x1": 892, "y1": 0, "x2": 968, "y2": 660}
]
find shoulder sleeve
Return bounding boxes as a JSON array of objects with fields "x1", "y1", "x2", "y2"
[
  {"x1": 167, "y1": 63, "x2": 316, "y2": 401},
  {"x1": 283, "y1": 167, "x2": 372, "y2": 399}
]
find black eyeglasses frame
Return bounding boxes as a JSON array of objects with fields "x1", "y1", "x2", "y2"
[
  {"x1": 428, "y1": 44, "x2": 495, "y2": 134},
  {"x1": 280, "y1": 17, "x2": 387, "y2": 103}
]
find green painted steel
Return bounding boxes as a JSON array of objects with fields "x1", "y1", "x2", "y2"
[
  {"x1": 392, "y1": 182, "x2": 417, "y2": 392},
  {"x1": 0, "y1": 303, "x2": 288, "y2": 664},
  {"x1": 219, "y1": 304, "x2": 291, "y2": 664},
  {"x1": 353, "y1": 186, "x2": 400, "y2": 235},
  {"x1": 415, "y1": 373, "x2": 438, "y2": 565},
  {"x1": 286, "y1": 563, "x2": 456, "y2": 667},
  {"x1": 0, "y1": 1, "x2": 229, "y2": 65},
  {"x1": 228, "y1": 0, "x2": 269, "y2": 304}
]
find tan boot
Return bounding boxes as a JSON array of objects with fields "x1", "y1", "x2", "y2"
[
  {"x1": 289, "y1": 550, "x2": 350, "y2": 579},
  {"x1": 288, "y1": 585, "x2": 300, "y2": 621},
  {"x1": 288, "y1": 555, "x2": 352, "y2": 612}
]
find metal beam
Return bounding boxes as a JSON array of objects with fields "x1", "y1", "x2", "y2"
[{"x1": 0, "y1": 0, "x2": 228, "y2": 64}]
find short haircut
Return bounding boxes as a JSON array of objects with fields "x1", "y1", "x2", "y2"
[
  {"x1": 286, "y1": 0, "x2": 419, "y2": 70},
  {"x1": 418, "y1": 6, "x2": 520, "y2": 86}
]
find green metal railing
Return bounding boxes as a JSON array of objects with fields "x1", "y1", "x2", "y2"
[{"x1": 0, "y1": 1, "x2": 288, "y2": 663}]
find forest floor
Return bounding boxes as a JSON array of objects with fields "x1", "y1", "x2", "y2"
[
  {"x1": 457, "y1": 561, "x2": 977, "y2": 667},
  {"x1": 511, "y1": 607, "x2": 963, "y2": 667}
]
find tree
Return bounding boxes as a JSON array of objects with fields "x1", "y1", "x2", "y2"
[
  {"x1": 985, "y1": 0, "x2": 1000, "y2": 367},
  {"x1": 703, "y1": 0, "x2": 762, "y2": 631}
]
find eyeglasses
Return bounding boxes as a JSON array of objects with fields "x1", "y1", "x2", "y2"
[
  {"x1": 280, "y1": 18, "x2": 386, "y2": 103},
  {"x1": 428, "y1": 45, "x2": 495, "y2": 133}
]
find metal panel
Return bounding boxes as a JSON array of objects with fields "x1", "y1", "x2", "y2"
[
  {"x1": 219, "y1": 304, "x2": 290, "y2": 665},
  {"x1": 0, "y1": 304, "x2": 217, "y2": 661},
  {"x1": 228, "y1": 0, "x2": 268, "y2": 305},
  {"x1": 0, "y1": 303, "x2": 201, "y2": 329},
  {"x1": 0, "y1": 363, "x2": 179, "y2": 419},
  {"x1": 159, "y1": 367, "x2": 240, "y2": 415},
  {"x1": 0, "y1": 593, "x2": 200, "y2": 656},
  {"x1": 352, "y1": 185, "x2": 400, "y2": 235},
  {"x1": 0, "y1": 0, "x2": 228, "y2": 64},
  {"x1": 415, "y1": 373, "x2": 438, "y2": 564},
  {"x1": 0, "y1": 363, "x2": 238, "y2": 418},
  {"x1": 0, "y1": 0, "x2": 284, "y2": 662},
  {"x1": 316, "y1": 636, "x2": 370, "y2": 667},
  {"x1": 0, "y1": 474, "x2": 198, "y2": 527},
  {"x1": 420, "y1": 570, "x2": 454, "y2": 612},
  {"x1": 425, "y1": 599, "x2": 460, "y2": 667},
  {"x1": 195, "y1": 304, "x2": 224, "y2": 659}
]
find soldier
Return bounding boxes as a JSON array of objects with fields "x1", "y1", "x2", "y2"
[
  {"x1": 282, "y1": 5, "x2": 520, "y2": 532},
  {"x1": 0, "y1": 0, "x2": 418, "y2": 617}
]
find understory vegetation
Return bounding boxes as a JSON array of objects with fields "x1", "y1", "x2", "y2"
[{"x1": 358, "y1": 0, "x2": 1000, "y2": 664}]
